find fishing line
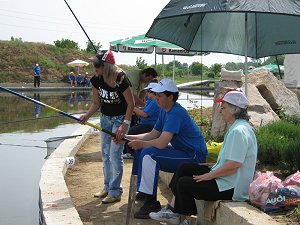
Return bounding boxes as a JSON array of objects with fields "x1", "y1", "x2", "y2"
[{"x1": 0, "y1": 143, "x2": 47, "y2": 149}]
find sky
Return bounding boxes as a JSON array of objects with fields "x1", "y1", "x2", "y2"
[{"x1": 0, "y1": 0, "x2": 243, "y2": 67}]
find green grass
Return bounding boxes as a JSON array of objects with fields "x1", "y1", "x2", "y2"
[{"x1": 255, "y1": 119, "x2": 300, "y2": 173}]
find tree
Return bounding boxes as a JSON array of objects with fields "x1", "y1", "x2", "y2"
[
  {"x1": 208, "y1": 63, "x2": 222, "y2": 78},
  {"x1": 54, "y1": 38, "x2": 79, "y2": 49},
  {"x1": 10, "y1": 36, "x2": 23, "y2": 42},
  {"x1": 86, "y1": 40, "x2": 102, "y2": 53},
  {"x1": 189, "y1": 62, "x2": 207, "y2": 75},
  {"x1": 136, "y1": 57, "x2": 147, "y2": 69},
  {"x1": 263, "y1": 55, "x2": 285, "y2": 65}
]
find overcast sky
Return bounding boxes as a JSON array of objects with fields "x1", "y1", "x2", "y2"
[{"x1": 0, "y1": 0, "x2": 243, "y2": 67}]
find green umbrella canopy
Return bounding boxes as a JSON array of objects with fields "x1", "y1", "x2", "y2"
[
  {"x1": 110, "y1": 34, "x2": 197, "y2": 56},
  {"x1": 249, "y1": 64, "x2": 284, "y2": 73}
]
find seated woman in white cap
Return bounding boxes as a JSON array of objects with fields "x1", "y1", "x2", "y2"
[
  {"x1": 116, "y1": 78, "x2": 208, "y2": 219},
  {"x1": 149, "y1": 89, "x2": 258, "y2": 225}
]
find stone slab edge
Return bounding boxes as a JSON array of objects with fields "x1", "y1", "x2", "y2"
[
  {"x1": 159, "y1": 171, "x2": 283, "y2": 225},
  {"x1": 39, "y1": 119, "x2": 98, "y2": 225}
]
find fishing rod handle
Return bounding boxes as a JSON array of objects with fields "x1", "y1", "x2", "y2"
[{"x1": 85, "y1": 121, "x2": 130, "y2": 142}]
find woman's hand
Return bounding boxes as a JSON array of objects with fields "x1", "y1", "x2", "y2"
[
  {"x1": 79, "y1": 114, "x2": 89, "y2": 125},
  {"x1": 115, "y1": 123, "x2": 129, "y2": 141},
  {"x1": 193, "y1": 172, "x2": 214, "y2": 182}
]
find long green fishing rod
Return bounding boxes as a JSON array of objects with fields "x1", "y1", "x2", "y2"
[
  {"x1": 0, "y1": 86, "x2": 129, "y2": 142},
  {"x1": 63, "y1": 0, "x2": 97, "y2": 53}
]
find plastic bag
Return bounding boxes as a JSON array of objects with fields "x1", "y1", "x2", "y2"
[
  {"x1": 249, "y1": 171, "x2": 283, "y2": 211},
  {"x1": 282, "y1": 171, "x2": 300, "y2": 187}
]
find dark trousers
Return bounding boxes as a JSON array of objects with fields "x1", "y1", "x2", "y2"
[
  {"x1": 34, "y1": 76, "x2": 40, "y2": 87},
  {"x1": 169, "y1": 163, "x2": 234, "y2": 215},
  {"x1": 124, "y1": 123, "x2": 153, "y2": 155}
]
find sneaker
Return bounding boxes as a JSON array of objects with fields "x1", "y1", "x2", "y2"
[
  {"x1": 135, "y1": 192, "x2": 147, "y2": 201},
  {"x1": 94, "y1": 190, "x2": 108, "y2": 198},
  {"x1": 180, "y1": 219, "x2": 189, "y2": 225},
  {"x1": 134, "y1": 200, "x2": 161, "y2": 219},
  {"x1": 149, "y1": 207, "x2": 180, "y2": 224},
  {"x1": 101, "y1": 195, "x2": 121, "y2": 204},
  {"x1": 122, "y1": 153, "x2": 134, "y2": 159}
]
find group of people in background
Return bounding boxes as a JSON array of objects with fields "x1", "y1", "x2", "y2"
[
  {"x1": 32, "y1": 63, "x2": 91, "y2": 88},
  {"x1": 78, "y1": 50, "x2": 258, "y2": 225},
  {"x1": 68, "y1": 71, "x2": 90, "y2": 87}
]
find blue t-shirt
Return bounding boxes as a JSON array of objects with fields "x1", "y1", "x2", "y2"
[
  {"x1": 33, "y1": 66, "x2": 40, "y2": 76},
  {"x1": 69, "y1": 74, "x2": 75, "y2": 81},
  {"x1": 154, "y1": 102, "x2": 207, "y2": 162},
  {"x1": 76, "y1": 75, "x2": 84, "y2": 82},
  {"x1": 140, "y1": 98, "x2": 160, "y2": 126},
  {"x1": 211, "y1": 119, "x2": 258, "y2": 201}
]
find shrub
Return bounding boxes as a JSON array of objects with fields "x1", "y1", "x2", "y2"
[{"x1": 255, "y1": 120, "x2": 300, "y2": 172}]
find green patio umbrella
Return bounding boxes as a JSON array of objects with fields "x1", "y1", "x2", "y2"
[
  {"x1": 110, "y1": 34, "x2": 199, "y2": 78},
  {"x1": 110, "y1": 34, "x2": 197, "y2": 56},
  {"x1": 249, "y1": 64, "x2": 284, "y2": 73}
]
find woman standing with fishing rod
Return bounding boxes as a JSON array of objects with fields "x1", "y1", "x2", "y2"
[{"x1": 79, "y1": 50, "x2": 134, "y2": 204}]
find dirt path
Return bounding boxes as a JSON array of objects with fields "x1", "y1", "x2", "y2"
[{"x1": 65, "y1": 133, "x2": 172, "y2": 225}]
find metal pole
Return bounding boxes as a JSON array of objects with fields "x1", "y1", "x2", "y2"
[{"x1": 244, "y1": 13, "x2": 248, "y2": 96}]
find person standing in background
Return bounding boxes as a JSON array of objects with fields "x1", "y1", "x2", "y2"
[
  {"x1": 127, "y1": 67, "x2": 158, "y2": 127},
  {"x1": 127, "y1": 67, "x2": 158, "y2": 107},
  {"x1": 32, "y1": 63, "x2": 41, "y2": 88}
]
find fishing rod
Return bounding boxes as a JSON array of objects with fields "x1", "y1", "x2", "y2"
[
  {"x1": 63, "y1": 0, "x2": 97, "y2": 53},
  {"x1": 0, "y1": 86, "x2": 130, "y2": 142}
]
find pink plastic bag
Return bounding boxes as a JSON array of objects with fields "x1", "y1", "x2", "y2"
[
  {"x1": 249, "y1": 171, "x2": 283, "y2": 209},
  {"x1": 282, "y1": 171, "x2": 300, "y2": 187}
]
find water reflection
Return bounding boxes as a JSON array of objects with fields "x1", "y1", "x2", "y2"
[{"x1": 0, "y1": 91, "x2": 93, "y2": 134}]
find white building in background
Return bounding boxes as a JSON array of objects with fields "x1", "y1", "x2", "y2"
[{"x1": 284, "y1": 54, "x2": 300, "y2": 88}]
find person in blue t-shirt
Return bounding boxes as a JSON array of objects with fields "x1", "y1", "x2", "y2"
[
  {"x1": 149, "y1": 89, "x2": 258, "y2": 225},
  {"x1": 118, "y1": 78, "x2": 208, "y2": 219},
  {"x1": 123, "y1": 82, "x2": 161, "y2": 159},
  {"x1": 32, "y1": 64, "x2": 41, "y2": 87},
  {"x1": 76, "y1": 73, "x2": 84, "y2": 87},
  {"x1": 68, "y1": 72, "x2": 76, "y2": 87}
]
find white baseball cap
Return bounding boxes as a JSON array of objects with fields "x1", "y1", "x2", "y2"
[
  {"x1": 144, "y1": 82, "x2": 158, "y2": 90},
  {"x1": 215, "y1": 90, "x2": 249, "y2": 109},
  {"x1": 151, "y1": 78, "x2": 178, "y2": 93}
]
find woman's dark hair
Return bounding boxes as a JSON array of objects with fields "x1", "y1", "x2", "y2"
[
  {"x1": 163, "y1": 91, "x2": 179, "y2": 102},
  {"x1": 141, "y1": 68, "x2": 158, "y2": 78},
  {"x1": 93, "y1": 61, "x2": 104, "y2": 68},
  {"x1": 227, "y1": 103, "x2": 250, "y2": 121}
]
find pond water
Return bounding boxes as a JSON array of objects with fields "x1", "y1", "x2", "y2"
[{"x1": 0, "y1": 89, "x2": 213, "y2": 225}]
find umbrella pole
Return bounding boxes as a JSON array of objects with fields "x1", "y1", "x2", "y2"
[
  {"x1": 155, "y1": 47, "x2": 157, "y2": 68},
  {"x1": 275, "y1": 56, "x2": 282, "y2": 79},
  {"x1": 172, "y1": 55, "x2": 175, "y2": 81},
  {"x1": 244, "y1": 13, "x2": 249, "y2": 96},
  {"x1": 162, "y1": 54, "x2": 165, "y2": 77}
]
